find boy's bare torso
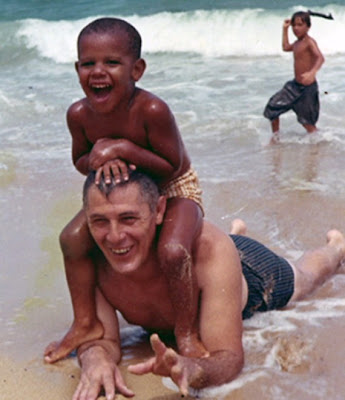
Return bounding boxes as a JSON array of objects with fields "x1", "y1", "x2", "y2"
[
  {"x1": 69, "y1": 87, "x2": 191, "y2": 181},
  {"x1": 293, "y1": 36, "x2": 318, "y2": 84}
]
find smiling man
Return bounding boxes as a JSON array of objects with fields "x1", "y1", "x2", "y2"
[{"x1": 71, "y1": 170, "x2": 345, "y2": 400}]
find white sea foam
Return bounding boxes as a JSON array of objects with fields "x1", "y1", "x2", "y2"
[
  {"x1": 162, "y1": 369, "x2": 268, "y2": 398},
  {"x1": 14, "y1": 5, "x2": 345, "y2": 63}
]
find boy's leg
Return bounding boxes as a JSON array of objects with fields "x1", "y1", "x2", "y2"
[
  {"x1": 289, "y1": 230, "x2": 345, "y2": 303},
  {"x1": 269, "y1": 118, "x2": 281, "y2": 144},
  {"x1": 44, "y1": 209, "x2": 103, "y2": 363},
  {"x1": 303, "y1": 123, "x2": 317, "y2": 133},
  {"x1": 158, "y1": 198, "x2": 207, "y2": 357},
  {"x1": 271, "y1": 118, "x2": 280, "y2": 133}
]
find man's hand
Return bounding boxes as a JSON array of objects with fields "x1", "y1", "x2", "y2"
[
  {"x1": 128, "y1": 334, "x2": 203, "y2": 396},
  {"x1": 73, "y1": 345, "x2": 134, "y2": 400}
]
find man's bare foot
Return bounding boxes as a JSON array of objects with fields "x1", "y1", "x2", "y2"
[
  {"x1": 229, "y1": 219, "x2": 247, "y2": 235},
  {"x1": 176, "y1": 332, "x2": 209, "y2": 358},
  {"x1": 44, "y1": 319, "x2": 104, "y2": 363},
  {"x1": 326, "y1": 230, "x2": 345, "y2": 260}
]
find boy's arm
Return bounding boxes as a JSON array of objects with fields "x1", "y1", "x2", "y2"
[
  {"x1": 67, "y1": 103, "x2": 93, "y2": 176},
  {"x1": 89, "y1": 98, "x2": 186, "y2": 181},
  {"x1": 73, "y1": 289, "x2": 134, "y2": 400},
  {"x1": 282, "y1": 19, "x2": 293, "y2": 52},
  {"x1": 90, "y1": 137, "x2": 176, "y2": 181},
  {"x1": 129, "y1": 226, "x2": 244, "y2": 393}
]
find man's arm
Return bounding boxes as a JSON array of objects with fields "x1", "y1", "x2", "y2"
[
  {"x1": 73, "y1": 289, "x2": 134, "y2": 400},
  {"x1": 282, "y1": 19, "x2": 293, "y2": 52},
  {"x1": 129, "y1": 224, "x2": 245, "y2": 392}
]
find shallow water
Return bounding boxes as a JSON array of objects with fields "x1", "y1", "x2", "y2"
[{"x1": 1, "y1": 1, "x2": 345, "y2": 398}]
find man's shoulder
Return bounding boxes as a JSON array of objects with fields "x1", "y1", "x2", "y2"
[{"x1": 195, "y1": 221, "x2": 232, "y2": 260}]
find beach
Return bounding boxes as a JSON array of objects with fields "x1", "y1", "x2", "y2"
[{"x1": 1, "y1": 1, "x2": 345, "y2": 399}]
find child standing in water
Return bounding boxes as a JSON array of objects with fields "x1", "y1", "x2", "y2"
[
  {"x1": 264, "y1": 11, "x2": 325, "y2": 143},
  {"x1": 44, "y1": 17, "x2": 206, "y2": 362}
]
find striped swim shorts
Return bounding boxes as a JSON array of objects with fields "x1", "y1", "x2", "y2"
[{"x1": 230, "y1": 234, "x2": 295, "y2": 319}]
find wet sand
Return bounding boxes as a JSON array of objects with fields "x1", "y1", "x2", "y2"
[{"x1": 1, "y1": 138, "x2": 345, "y2": 399}]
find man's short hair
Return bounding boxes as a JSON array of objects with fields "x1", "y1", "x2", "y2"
[
  {"x1": 77, "y1": 17, "x2": 142, "y2": 59},
  {"x1": 83, "y1": 170, "x2": 161, "y2": 212}
]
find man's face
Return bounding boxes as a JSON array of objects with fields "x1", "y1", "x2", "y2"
[
  {"x1": 85, "y1": 183, "x2": 165, "y2": 275},
  {"x1": 76, "y1": 31, "x2": 144, "y2": 114}
]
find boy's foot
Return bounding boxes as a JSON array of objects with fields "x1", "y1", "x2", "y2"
[
  {"x1": 269, "y1": 131, "x2": 280, "y2": 145},
  {"x1": 229, "y1": 219, "x2": 247, "y2": 235},
  {"x1": 44, "y1": 319, "x2": 104, "y2": 363},
  {"x1": 176, "y1": 331, "x2": 209, "y2": 358}
]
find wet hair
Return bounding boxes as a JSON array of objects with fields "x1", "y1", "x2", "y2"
[
  {"x1": 83, "y1": 170, "x2": 161, "y2": 212},
  {"x1": 77, "y1": 17, "x2": 142, "y2": 59},
  {"x1": 291, "y1": 11, "x2": 311, "y2": 27}
]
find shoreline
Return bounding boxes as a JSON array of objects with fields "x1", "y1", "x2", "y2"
[{"x1": 0, "y1": 351, "x2": 186, "y2": 400}]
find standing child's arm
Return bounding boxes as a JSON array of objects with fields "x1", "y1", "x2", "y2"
[{"x1": 282, "y1": 19, "x2": 293, "y2": 52}]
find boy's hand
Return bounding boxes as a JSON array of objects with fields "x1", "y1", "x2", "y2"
[
  {"x1": 283, "y1": 18, "x2": 291, "y2": 29},
  {"x1": 299, "y1": 71, "x2": 316, "y2": 86},
  {"x1": 89, "y1": 138, "x2": 122, "y2": 170},
  {"x1": 128, "y1": 334, "x2": 203, "y2": 397},
  {"x1": 95, "y1": 160, "x2": 136, "y2": 185}
]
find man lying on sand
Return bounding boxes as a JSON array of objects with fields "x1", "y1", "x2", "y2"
[{"x1": 53, "y1": 170, "x2": 344, "y2": 399}]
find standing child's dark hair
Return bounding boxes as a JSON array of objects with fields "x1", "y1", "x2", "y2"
[
  {"x1": 291, "y1": 11, "x2": 311, "y2": 27},
  {"x1": 291, "y1": 10, "x2": 334, "y2": 27}
]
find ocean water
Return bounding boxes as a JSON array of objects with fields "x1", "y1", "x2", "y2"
[{"x1": 1, "y1": 1, "x2": 345, "y2": 399}]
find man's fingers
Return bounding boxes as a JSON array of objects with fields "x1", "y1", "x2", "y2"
[
  {"x1": 102, "y1": 373, "x2": 115, "y2": 400},
  {"x1": 113, "y1": 367, "x2": 135, "y2": 398},
  {"x1": 150, "y1": 334, "x2": 168, "y2": 357},
  {"x1": 128, "y1": 357, "x2": 155, "y2": 375},
  {"x1": 73, "y1": 379, "x2": 101, "y2": 400},
  {"x1": 171, "y1": 364, "x2": 189, "y2": 397},
  {"x1": 72, "y1": 381, "x2": 83, "y2": 400}
]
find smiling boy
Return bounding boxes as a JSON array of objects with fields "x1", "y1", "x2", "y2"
[
  {"x1": 264, "y1": 11, "x2": 325, "y2": 141},
  {"x1": 44, "y1": 17, "x2": 205, "y2": 363}
]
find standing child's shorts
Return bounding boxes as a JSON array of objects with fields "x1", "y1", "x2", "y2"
[{"x1": 263, "y1": 79, "x2": 319, "y2": 126}]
